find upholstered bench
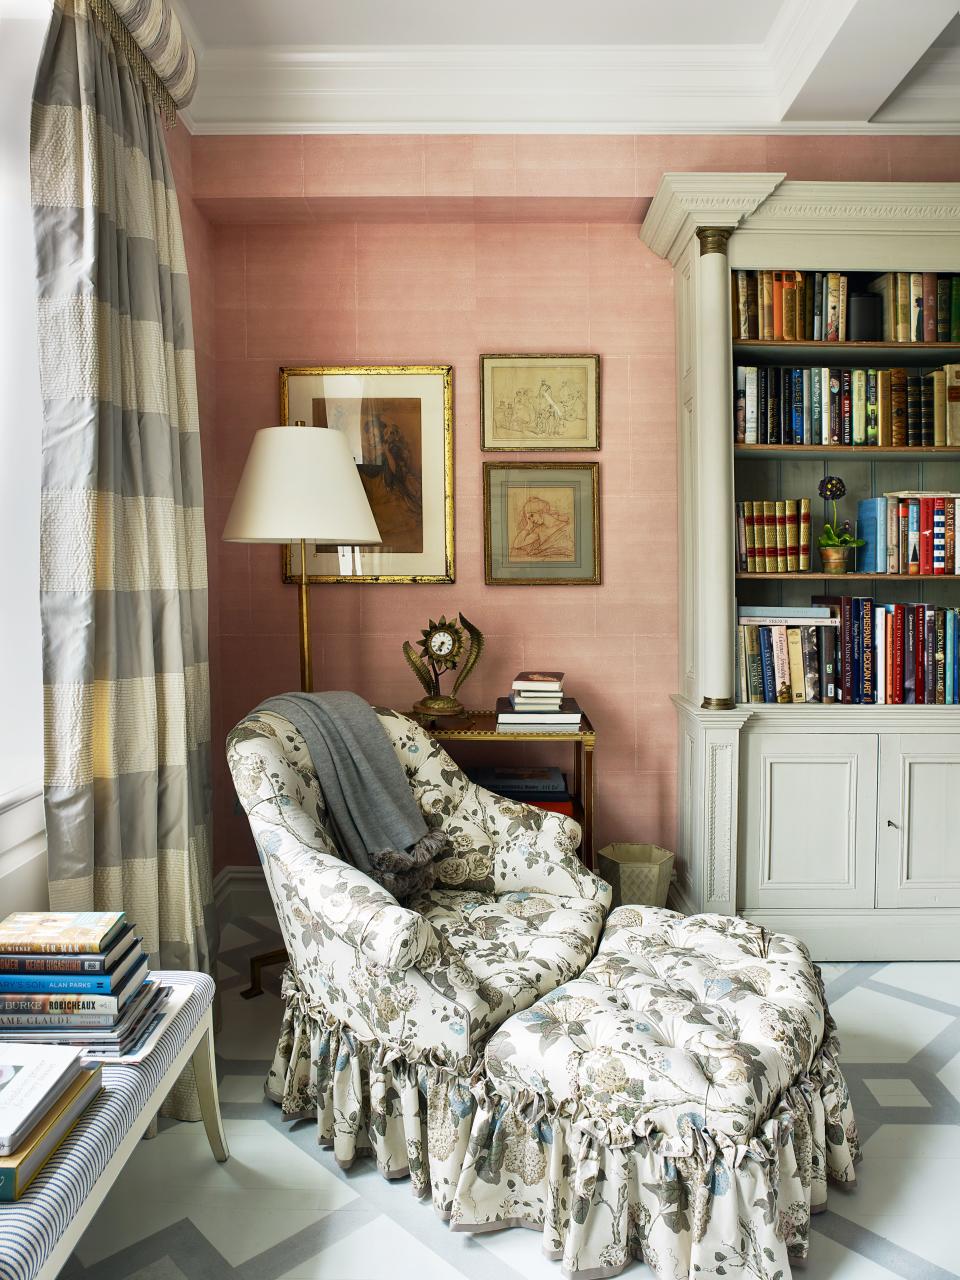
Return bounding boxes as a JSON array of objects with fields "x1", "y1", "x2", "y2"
[
  {"x1": 451, "y1": 906, "x2": 860, "y2": 1280},
  {"x1": 0, "y1": 971, "x2": 228, "y2": 1280}
]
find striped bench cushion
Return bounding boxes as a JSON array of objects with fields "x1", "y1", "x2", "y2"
[{"x1": 0, "y1": 970, "x2": 214, "y2": 1280}]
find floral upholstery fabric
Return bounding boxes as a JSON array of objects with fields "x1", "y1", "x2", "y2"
[
  {"x1": 454, "y1": 905, "x2": 860, "y2": 1278},
  {"x1": 228, "y1": 711, "x2": 859, "y2": 1280},
  {"x1": 227, "y1": 706, "x2": 610, "y2": 1070}
]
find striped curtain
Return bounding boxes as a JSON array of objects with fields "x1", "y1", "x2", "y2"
[{"x1": 31, "y1": 0, "x2": 214, "y2": 1114}]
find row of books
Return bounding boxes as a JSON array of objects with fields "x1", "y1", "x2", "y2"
[
  {"x1": 734, "y1": 364, "x2": 960, "y2": 447},
  {"x1": 732, "y1": 270, "x2": 960, "y2": 344},
  {"x1": 469, "y1": 765, "x2": 575, "y2": 816},
  {"x1": 858, "y1": 494, "x2": 960, "y2": 575},
  {"x1": 0, "y1": 912, "x2": 173, "y2": 1060},
  {"x1": 735, "y1": 498, "x2": 812, "y2": 573},
  {"x1": 495, "y1": 671, "x2": 582, "y2": 733},
  {"x1": 736, "y1": 603, "x2": 960, "y2": 705}
]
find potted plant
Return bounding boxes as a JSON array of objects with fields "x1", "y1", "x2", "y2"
[{"x1": 817, "y1": 475, "x2": 864, "y2": 574}]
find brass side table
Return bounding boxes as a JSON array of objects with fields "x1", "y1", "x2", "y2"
[{"x1": 412, "y1": 709, "x2": 597, "y2": 868}]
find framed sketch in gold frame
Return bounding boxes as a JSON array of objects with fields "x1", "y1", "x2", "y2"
[
  {"x1": 280, "y1": 365, "x2": 454, "y2": 583},
  {"x1": 483, "y1": 462, "x2": 601, "y2": 586},
  {"x1": 480, "y1": 354, "x2": 600, "y2": 451}
]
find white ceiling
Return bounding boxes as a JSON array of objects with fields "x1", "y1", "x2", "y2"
[
  {"x1": 179, "y1": 0, "x2": 785, "y2": 48},
  {"x1": 172, "y1": 0, "x2": 960, "y2": 133}
]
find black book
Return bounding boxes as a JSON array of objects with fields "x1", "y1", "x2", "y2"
[
  {"x1": 938, "y1": 277, "x2": 951, "y2": 342},
  {"x1": 906, "y1": 375, "x2": 922, "y2": 447},
  {"x1": 818, "y1": 625, "x2": 838, "y2": 702},
  {"x1": 767, "y1": 367, "x2": 780, "y2": 445},
  {"x1": 920, "y1": 375, "x2": 935, "y2": 447},
  {"x1": 904, "y1": 606, "x2": 917, "y2": 704},
  {"x1": 860, "y1": 598, "x2": 874, "y2": 704},
  {"x1": 925, "y1": 606, "x2": 936, "y2": 704},
  {"x1": 841, "y1": 369, "x2": 853, "y2": 446}
]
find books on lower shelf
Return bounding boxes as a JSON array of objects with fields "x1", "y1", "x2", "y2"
[
  {"x1": 0, "y1": 912, "x2": 174, "y2": 1062},
  {"x1": 468, "y1": 766, "x2": 575, "y2": 815},
  {"x1": 732, "y1": 270, "x2": 960, "y2": 344},
  {"x1": 736, "y1": 602, "x2": 960, "y2": 705},
  {"x1": 736, "y1": 498, "x2": 811, "y2": 573},
  {"x1": 735, "y1": 364, "x2": 960, "y2": 447}
]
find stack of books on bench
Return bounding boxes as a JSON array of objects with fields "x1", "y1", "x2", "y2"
[
  {"x1": 0, "y1": 1044, "x2": 102, "y2": 1200},
  {"x1": 496, "y1": 671, "x2": 582, "y2": 733},
  {"x1": 469, "y1": 766, "x2": 575, "y2": 816},
  {"x1": 0, "y1": 912, "x2": 172, "y2": 1060}
]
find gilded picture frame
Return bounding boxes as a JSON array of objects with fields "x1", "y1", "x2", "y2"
[
  {"x1": 480, "y1": 354, "x2": 600, "y2": 451},
  {"x1": 483, "y1": 462, "x2": 601, "y2": 586},
  {"x1": 280, "y1": 365, "x2": 455, "y2": 584}
]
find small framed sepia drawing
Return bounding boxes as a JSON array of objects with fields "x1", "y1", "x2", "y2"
[
  {"x1": 480, "y1": 354, "x2": 600, "y2": 451},
  {"x1": 483, "y1": 462, "x2": 600, "y2": 585},
  {"x1": 280, "y1": 365, "x2": 454, "y2": 583}
]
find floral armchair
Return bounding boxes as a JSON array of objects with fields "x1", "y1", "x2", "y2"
[{"x1": 226, "y1": 705, "x2": 611, "y2": 1192}]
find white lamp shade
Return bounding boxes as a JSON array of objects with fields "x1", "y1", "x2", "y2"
[{"x1": 223, "y1": 427, "x2": 381, "y2": 545}]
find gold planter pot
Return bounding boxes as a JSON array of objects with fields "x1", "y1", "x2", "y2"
[{"x1": 819, "y1": 544, "x2": 852, "y2": 575}]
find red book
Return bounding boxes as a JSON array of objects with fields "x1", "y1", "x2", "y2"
[
  {"x1": 841, "y1": 595, "x2": 854, "y2": 703},
  {"x1": 915, "y1": 604, "x2": 926, "y2": 703},
  {"x1": 893, "y1": 605, "x2": 905, "y2": 704},
  {"x1": 923, "y1": 272, "x2": 938, "y2": 343},
  {"x1": 527, "y1": 798, "x2": 575, "y2": 817},
  {"x1": 919, "y1": 495, "x2": 934, "y2": 575}
]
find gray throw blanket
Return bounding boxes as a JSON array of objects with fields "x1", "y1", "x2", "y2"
[{"x1": 257, "y1": 692, "x2": 447, "y2": 900}]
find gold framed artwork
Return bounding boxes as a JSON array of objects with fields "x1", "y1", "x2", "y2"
[
  {"x1": 483, "y1": 462, "x2": 601, "y2": 586},
  {"x1": 480, "y1": 354, "x2": 600, "y2": 451},
  {"x1": 280, "y1": 365, "x2": 454, "y2": 583}
]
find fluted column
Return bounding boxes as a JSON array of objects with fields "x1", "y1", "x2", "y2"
[{"x1": 696, "y1": 226, "x2": 736, "y2": 710}]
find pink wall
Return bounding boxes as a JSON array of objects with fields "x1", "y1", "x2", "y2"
[{"x1": 179, "y1": 132, "x2": 960, "y2": 872}]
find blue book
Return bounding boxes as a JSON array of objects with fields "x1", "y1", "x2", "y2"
[
  {"x1": 0, "y1": 941, "x2": 140, "y2": 993},
  {"x1": 947, "y1": 610, "x2": 956, "y2": 705},
  {"x1": 855, "y1": 601, "x2": 870, "y2": 706},
  {"x1": 759, "y1": 627, "x2": 776, "y2": 703},
  {"x1": 856, "y1": 498, "x2": 886, "y2": 574},
  {"x1": 792, "y1": 370, "x2": 804, "y2": 444}
]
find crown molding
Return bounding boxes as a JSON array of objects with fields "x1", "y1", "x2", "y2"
[
  {"x1": 745, "y1": 180, "x2": 960, "y2": 233},
  {"x1": 639, "y1": 173, "x2": 786, "y2": 264}
]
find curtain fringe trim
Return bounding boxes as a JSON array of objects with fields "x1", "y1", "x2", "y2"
[{"x1": 87, "y1": 0, "x2": 177, "y2": 126}]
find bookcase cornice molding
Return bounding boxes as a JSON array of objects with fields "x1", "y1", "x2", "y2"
[
  {"x1": 745, "y1": 181, "x2": 960, "y2": 235},
  {"x1": 639, "y1": 173, "x2": 786, "y2": 266}
]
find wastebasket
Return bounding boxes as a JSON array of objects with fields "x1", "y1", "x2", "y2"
[{"x1": 597, "y1": 843, "x2": 675, "y2": 909}]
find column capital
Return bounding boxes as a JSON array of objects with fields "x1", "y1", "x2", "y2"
[{"x1": 696, "y1": 227, "x2": 733, "y2": 256}]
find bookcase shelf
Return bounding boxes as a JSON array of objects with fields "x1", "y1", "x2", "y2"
[
  {"x1": 640, "y1": 174, "x2": 960, "y2": 960},
  {"x1": 736, "y1": 572, "x2": 951, "y2": 580},
  {"x1": 733, "y1": 339, "x2": 960, "y2": 368},
  {"x1": 735, "y1": 445, "x2": 960, "y2": 458}
]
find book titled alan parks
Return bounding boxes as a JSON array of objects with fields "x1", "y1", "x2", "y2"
[{"x1": 0, "y1": 912, "x2": 126, "y2": 955}]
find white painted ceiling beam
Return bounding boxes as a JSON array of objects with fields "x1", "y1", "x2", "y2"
[{"x1": 779, "y1": 0, "x2": 959, "y2": 121}]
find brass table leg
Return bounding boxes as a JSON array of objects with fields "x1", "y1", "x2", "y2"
[
  {"x1": 241, "y1": 946, "x2": 288, "y2": 1000},
  {"x1": 583, "y1": 743, "x2": 595, "y2": 870}
]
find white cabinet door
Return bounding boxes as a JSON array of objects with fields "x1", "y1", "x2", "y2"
[
  {"x1": 877, "y1": 734, "x2": 960, "y2": 908},
  {"x1": 740, "y1": 731, "x2": 878, "y2": 909}
]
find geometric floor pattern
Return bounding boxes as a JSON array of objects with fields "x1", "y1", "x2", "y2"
[{"x1": 65, "y1": 909, "x2": 960, "y2": 1280}]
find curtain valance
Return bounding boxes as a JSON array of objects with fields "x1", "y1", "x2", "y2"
[{"x1": 89, "y1": 0, "x2": 197, "y2": 122}]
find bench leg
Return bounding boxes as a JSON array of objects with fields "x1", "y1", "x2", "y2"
[{"x1": 191, "y1": 1012, "x2": 229, "y2": 1162}]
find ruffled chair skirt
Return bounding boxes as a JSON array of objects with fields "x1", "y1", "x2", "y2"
[{"x1": 267, "y1": 970, "x2": 859, "y2": 1280}]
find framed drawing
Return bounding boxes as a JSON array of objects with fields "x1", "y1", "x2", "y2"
[
  {"x1": 280, "y1": 365, "x2": 454, "y2": 583},
  {"x1": 480, "y1": 354, "x2": 600, "y2": 451},
  {"x1": 483, "y1": 462, "x2": 600, "y2": 585}
]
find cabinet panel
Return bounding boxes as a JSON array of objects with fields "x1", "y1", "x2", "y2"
[
  {"x1": 740, "y1": 732, "x2": 878, "y2": 909},
  {"x1": 878, "y1": 735, "x2": 960, "y2": 908}
]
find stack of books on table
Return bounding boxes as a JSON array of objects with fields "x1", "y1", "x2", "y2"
[
  {"x1": 469, "y1": 766, "x2": 575, "y2": 816},
  {"x1": 0, "y1": 1043, "x2": 102, "y2": 1199},
  {"x1": 0, "y1": 912, "x2": 173, "y2": 1061},
  {"x1": 496, "y1": 671, "x2": 583, "y2": 733}
]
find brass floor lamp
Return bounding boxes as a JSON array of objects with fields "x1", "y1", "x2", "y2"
[{"x1": 223, "y1": 424, "x2": 380, "y2": 995}]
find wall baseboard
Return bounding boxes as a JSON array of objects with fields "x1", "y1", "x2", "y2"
[{"x1": 213, "y1": 864, "x2": 271, "y2": 920}]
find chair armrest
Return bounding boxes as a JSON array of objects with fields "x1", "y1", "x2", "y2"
[
  {"x1": 277, "y1": 845, "x2": 439, "y2": 972},
  {"x1": 475, "y1": 786, "x2": 612, "y2": 907}
]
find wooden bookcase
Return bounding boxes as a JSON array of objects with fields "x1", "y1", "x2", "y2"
[{"x1": 641, "y1": 177, "x2": 960, "y2": 960}]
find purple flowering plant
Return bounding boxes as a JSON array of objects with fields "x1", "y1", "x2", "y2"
[{"x1": 817, "y1": 475, "x2": 864, "y2": 549}]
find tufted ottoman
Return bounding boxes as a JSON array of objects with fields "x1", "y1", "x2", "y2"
[{"x1": 450, "y1": 906, "x2": 860, "y2": 1280}]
